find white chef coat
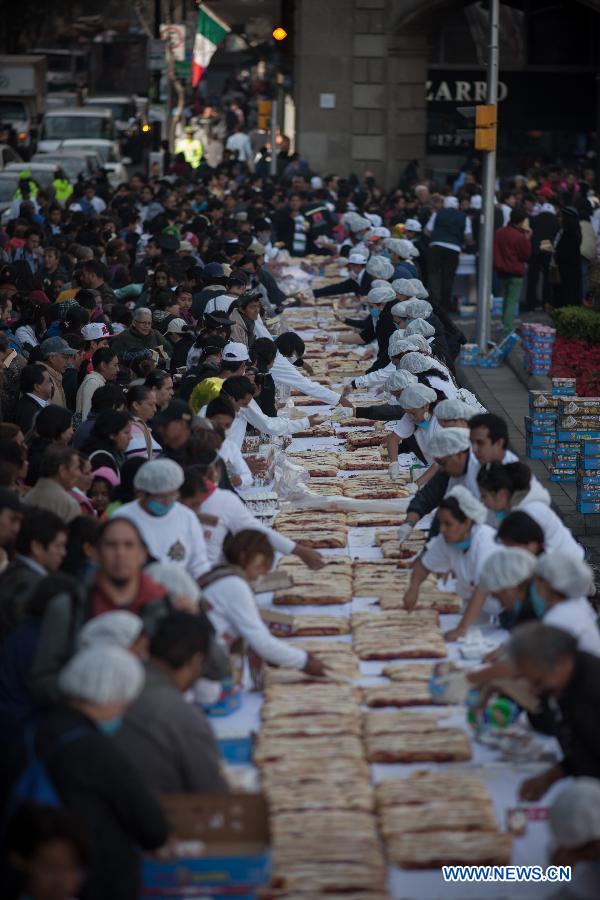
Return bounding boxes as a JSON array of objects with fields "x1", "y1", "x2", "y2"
[
  {"x1": 515, "y1": 497, "x2": 584, "y2": 560},
  {"x1": 203, "y1": 574, "x2": 307, "y2": 670},
  {"x1": 114, "y1": 500, "x2": 210, "y2": 578},
  {"x1": 219, "y1": 437, "x2": 253, "y2": 488},
  {"x1": 422, "y1": 522, "x2": 498, "y2": 605},
  {"x1": 200, "y1": 487, "x2": 295, "y2": 564},
  {"x1": 387, "y1": 414, "x2": 442, "y2": 465},
  {"x1": 355, "y1": 362, "x2": 394, "y2": 389},
  {"x1": 544, "y1": 598, "x2": 600, "y2": 656},
  {"x1": 229, "y1": 399, "x2": 310, "y2": 447},
  {"x1": 271, "y1": 352, "x2": 341, "y2": 406}
]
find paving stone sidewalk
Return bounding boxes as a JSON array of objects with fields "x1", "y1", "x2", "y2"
[{"x1": 456, "y1": 341, "x2": 600, "y2": 573}]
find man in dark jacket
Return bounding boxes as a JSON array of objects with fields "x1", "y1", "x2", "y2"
[
  {"x1": 116, "y1": 612, "x2": 228, "y2": 793},
  {"x1": 525, "y1": 202, "x2": 559, "y2": 311},
  {"x1": 111, "y1": 308, "x2": 171, "y2": 362},
  {"x1": 511, "y1": 624, "x2": 600, "y2": 801},
  {"x1": 13, "y1": 364, "x2": 53, "y2": 434},
  {"x1": 313, "y1": 251, "x2": 372, "y2": 298},
  {"x1": 493, "y1": 206, "x2": 532, "y2": 335},
  {"x1": 426, "y1": 196, "x2": 470, "y2": 311}
]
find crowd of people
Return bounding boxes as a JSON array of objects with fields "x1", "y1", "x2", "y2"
[{"x1": 0, "y1": 145, "x2": 599, "y2": 900}]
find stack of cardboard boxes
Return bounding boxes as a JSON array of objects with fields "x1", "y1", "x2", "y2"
[
  {"x1": 526, "y1": 390, "x2": 558, "y2": 464},
  {"x1": 521, "y1": 323, "x2": 556, "y2": 376},
  {"x1": 526, "y1": 380, "x2": 583, "y2": 483}
]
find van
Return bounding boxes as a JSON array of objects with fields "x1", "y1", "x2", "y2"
[{"x1": 38, "y1": 108, "x2": 116, "y2": 153}]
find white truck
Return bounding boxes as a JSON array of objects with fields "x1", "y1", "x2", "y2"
[{"x1": 0, "y1": 55, "x2": 47, "y2": 158}]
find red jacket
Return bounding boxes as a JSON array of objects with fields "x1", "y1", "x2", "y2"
[{"x1": 493, "y1": 224, "x2": 531, "y2": 277}]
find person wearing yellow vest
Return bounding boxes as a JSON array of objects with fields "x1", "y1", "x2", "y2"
[
  {"x1": 52, "y1": 168, "x2": 73, "y2": 204},
  {"x1": 13, "y1": 170, "x2": 38, "y2": 200},
  {"x1": 175, "y1": 128, "x2": 203, "y2": 169}
]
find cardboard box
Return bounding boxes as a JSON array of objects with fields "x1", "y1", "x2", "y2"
[
  {"x1": 577, "y1": 500, "x2": 600, "y2": 513},
  {"x1": 526, "y1": 446, "x2": 553, "y2": 460},
  {"x1": 142, "y1": 794, "x2": 270, "y2": 896},
  {"x1": 579, "y1": 457, "x2": 600, "y2": 471},
  {"x1": 577, "y1": 487, "x2": 600, "y2": 500},
  {"x1": 557, "y1": 430, "x2": 600, "y2": 442},
  {"x1": 528, "y1": 392, "x2": 559, "y2": 409},
  {"x1": 552, "y1": 457, "x2": 579, "y2": 469},
  {"x1": 579, "y1": 471, "x2": 600, "y2": 485},
  {"x1": 582, "y1": 440, "x2": 600, "y2": 456},
  {"x1": 559, "y1": 415, "x2": 600, "y2": 430},
  {"x1": 560, "y1": 398, "x2": 600, "y2": 415},
  {"x1": 529, "y1": 411, "x2": 558, "y2": 423},
  {"x1": 524, "y1": 417, "x2": 556, "y2": 435},
  {"x1": 217, "y1": 735, "x2": 254, "y2": 765},
  {"x1": 526, "y1": 433, "x2": 556, "y2": 448},
  {"x1": 551, "y1": 471, "x2": 576, "y2": 483}
]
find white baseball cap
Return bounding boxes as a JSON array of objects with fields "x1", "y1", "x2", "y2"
[
  {"x1": 223, "y1": 341, "x2": 250, "y2": 362},
  {"x1": 166, "y1": 317, "x2": 189, "y2": 335},
  {"x1": 404, "y1": 218, "x2": 422, "y2": 233},
  {"x1": 81, "y1": 323, "x2": 114, "y2": 341},
  {"x1": 348, "y1": 251, "x2": 368, "y2": 265}
]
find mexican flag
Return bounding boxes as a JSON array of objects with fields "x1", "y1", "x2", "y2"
[{"x1": 191, "y1": 4, "x2": 230, "y2": 87}]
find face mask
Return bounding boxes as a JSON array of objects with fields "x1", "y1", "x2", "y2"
[
  {"x1": 495, "y1": 510, "x2": 508, "y2": 523},
  {"x1": 416, "y1": 418, "x2": 431, "y2": 429},
  {"x1": 146, "y1": 498, "x2": 176, "y2": 517},
  {"x1": 97, "y1": 716, "x2": 123, "y2": 735},
  {"x1": 370, "y1": 308, "x2": 380, "y2": 321},
  {"x1": 450, "y1": 536, "x2": 472, "y2": 552},
  {"x1": 529, "y1": 583, "x2": 547, "y2": 618},
  {"x1": 395, "y1": 326, "x2": 405, "y2": 335},
  {"x1": 514, "y1": 598, "x2": 523, "y2": 614}
]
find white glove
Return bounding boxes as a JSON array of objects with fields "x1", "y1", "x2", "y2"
[
  {"x1": 388, "y1": 461, "x2": 401, "y2": 480},
  {"x1": 397, "y1": 522, "x2": 414, "y2": 546},
  {"x1": 429, "y1": 670, "x2": 471, "y2": 705},
  {"x1": 405, "y1": 482, "x2": 418, "y2": 495}
]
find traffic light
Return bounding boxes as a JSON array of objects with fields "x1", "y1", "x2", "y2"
[
  {"x1": 258, "y1": 100, "x2": 272, "y2": 131},
  {"x1": 272, "y1": 26, "x2": 287, "y2": 41},
  {"x1": 475, "y1": 104, "x2": 497, "y2": 151},
  {"x1": 457, "y1": 104, "x2": 497, "y2": 152}
]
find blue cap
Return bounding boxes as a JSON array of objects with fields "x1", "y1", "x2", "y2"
[
  {"x1": 40, "y1": 337, "x2": 77, "y2": 357},
  {"x1": 203, "y1": 262, "x2": 225, "y2": 278}
]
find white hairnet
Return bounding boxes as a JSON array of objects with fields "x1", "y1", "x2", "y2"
[
  {"x1": 370, "y1": 278, "x2": 389, "y2": 290},
  {"x1": 342, "y1": 212, "x2": 370, "y2": 233},
  {"x1": 78, "y1": 612, "x2": 144, "y2": 651},
  {"x1": 385, "y1": 238, "x2": 419, "y2": 259},
  {"x1": 405, "y1": 318, "x2": 435, "y2": 338},
  {"x1": 390, "y1": 301, "x2": 411, "y2": 318},
  {"x1": 59, "y1": 645, "x2": 144, "y2": 705},
  {"x1": 434, "y1": 398, "x2": 475, "y2": 422},
  {"x1": 479, "y1": 548, "x2": 537, "y2": 593},
  {"x1": 146, "y1": 561, "x2": 201, "y2": 604},
  {"x1": 404, "y1": 299, "x2": 433, "y2": 319},
  {"x1": 384, "y1": 370, "x2": 418, "y2": 393},
  {"x1": 408, "y1": 279, "x2": 429, "y2": 300},
  {"x1": 550, "y1": 778, "x2": 600, "y2": 849},
  {"x1": 535, "y1": 552, "x2": 594, "y2": 598},
  {"x1": 445, "y1": 484, "x2": 488, "y2": 524},
  {"x1": 428, "y1": 427, "x2": 471, "y2": 457},
  {"x1": 444, "y1": 196, "x2": 459, "y2": 209},
  {"x1": 391, "y1": 278, "x2": 414, "y2": 297},
  {"x1": 403, "y1": 334, "x2": 432, "y2": 354},
  {"x1": 364, "y1": 212, "x2": 382, "y2": 228},
  {"x1": 134, "y1": 458, "x2": 184, "y2": 493},
  {"x1": 388, "y1": 331, "x2": 410, "y2": 357},
  {"x1": 366, "y1": 255, "x2": 394, "y2": 279},
  {"x1": 367, "y1": 284, "x2": 396, "y2": 305},
  {"x1": 399, "y1": 383, "x2": 437, "y2": 409},
  {"x1": 398, "y1": 352, "x2": 432, "y2": 374}
]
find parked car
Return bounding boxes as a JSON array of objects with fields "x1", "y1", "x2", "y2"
[
  {"x1": 32, "y1": 151, "x2": 93, "y2": 182},
  {"x1": 60, "y1": 139, "x2": 129, "y2": 187},
  {"x1": 4, "y1": 161, "x2": 57, "y2": 187}
]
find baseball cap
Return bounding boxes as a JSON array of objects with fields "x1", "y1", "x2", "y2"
[
  {"x1": 166, "y1": 318, "x2": 189, "y2": 335},
  {"x1": 222, "y1": 341, "x2": 250, "y2": 362},
  {"x1": 153, "y1": 399, "x2": 193, "y2": 427},
  {"x1": 178, "y1": 240, "x2": 194, "y2": 252},
  {"x1": 81, "y1": 323, "x2": 115, "y2": 341},
  {"x1": 404, "y1": 218, "x2": 422, "y2": 233},
  {"x1": 249, "y1": 241, "x2": 266, "y2": 256},
  {"x1": 40, "y1": 337, "x2": 77, "y2": 358},
  {"x1": 204, "y1": 311, "x2": 234, "y2": 329},
  {"x1": 204, "y1": 262, "x2": 225, "y2": 279},
  {"x1": 348, "y1": 251, "x2": 368, "y2": 265}
]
